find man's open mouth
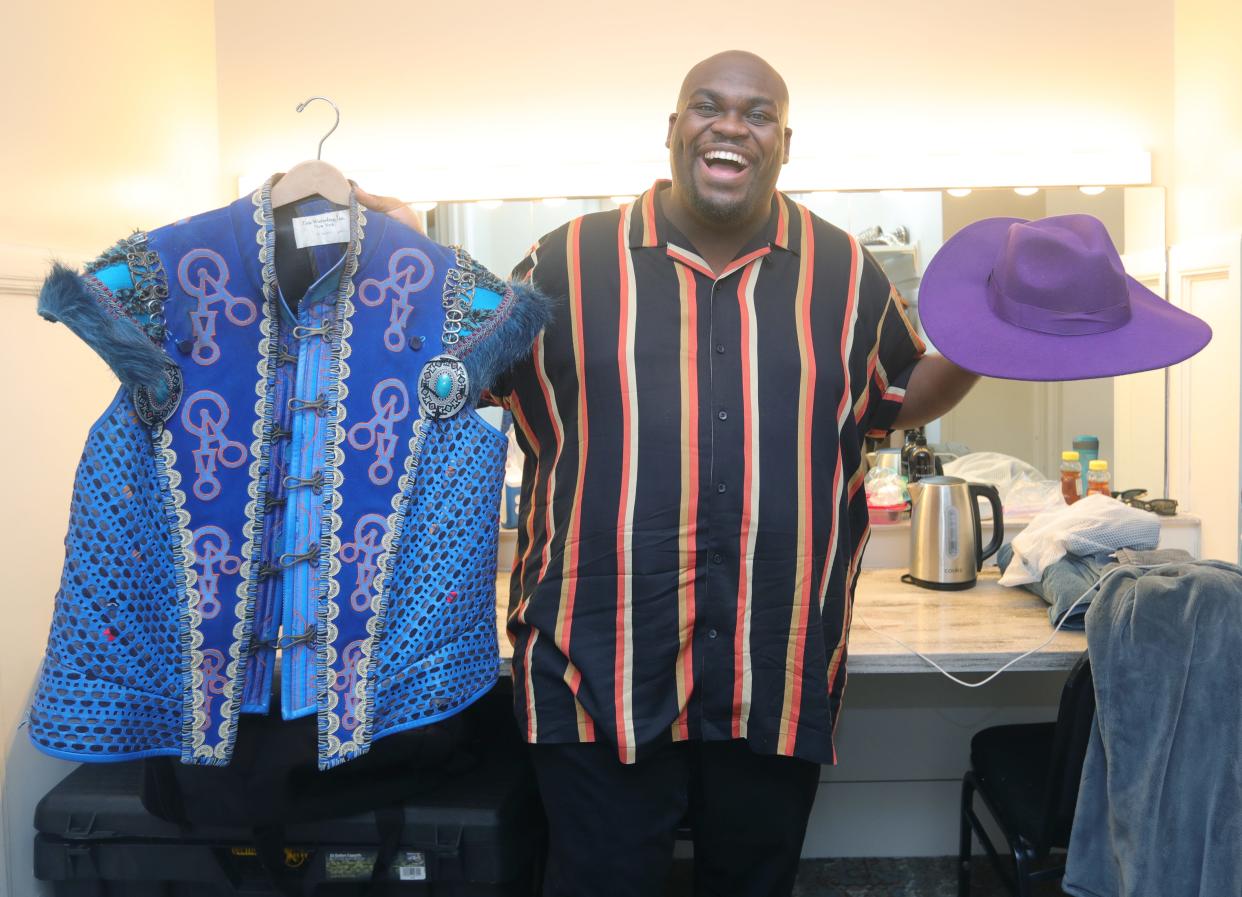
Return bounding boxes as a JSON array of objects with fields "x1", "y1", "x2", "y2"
[{"x1": 700, "y1": 149, "x2": 751, "y2": 180}]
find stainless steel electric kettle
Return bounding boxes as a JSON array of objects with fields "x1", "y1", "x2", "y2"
[{"x1": 904, "y1": 476, "x2": 1004, "y2": 590}]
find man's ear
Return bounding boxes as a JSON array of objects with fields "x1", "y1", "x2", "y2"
[
  {"x1": 666, "y1": 113, "x2": 678, "y2": 149},
  {"x1": 783, "y1": 127, "x2": 793, "y2": 164}
]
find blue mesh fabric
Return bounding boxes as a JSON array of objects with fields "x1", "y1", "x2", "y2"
[
  {"x1": 28, "y1": 391, "x2": 183, "y2": 760},
  {"x1": 371, "y1": 412, "x2": 506, "y2": 737}
]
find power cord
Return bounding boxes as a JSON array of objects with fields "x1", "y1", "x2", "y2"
[{"x1": 855, "y1": 561, "x2": 1178, "y2": 687}]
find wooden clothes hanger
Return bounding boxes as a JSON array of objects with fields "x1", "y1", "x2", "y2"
[{"x1": 270, "y1": 96, "x2": 352, "y2": 208}]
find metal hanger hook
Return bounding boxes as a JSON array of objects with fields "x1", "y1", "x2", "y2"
[{"x1": 295, "y1": 96, "x2": 340, "y2": 160}]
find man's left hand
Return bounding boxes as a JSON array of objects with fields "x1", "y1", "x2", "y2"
[{"x1": 355, "y1": 187, "x2": 425, "y2": 233}]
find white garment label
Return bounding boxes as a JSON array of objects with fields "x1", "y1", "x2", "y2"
[{"x1": 291, "y1": 210, "x2": 350, "y2": 248}]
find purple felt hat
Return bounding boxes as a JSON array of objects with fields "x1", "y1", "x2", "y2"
[{"x1": 918, "y1": 214, "x2": 1212, "y2": 381}]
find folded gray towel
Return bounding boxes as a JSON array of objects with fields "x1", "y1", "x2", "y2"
[{"x1": 1063, "y1": 560, "x2": 1242, "y2": 897}]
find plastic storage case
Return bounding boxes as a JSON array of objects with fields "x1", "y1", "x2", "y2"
[{"x1": 33, "y1": 691, "x2": 545, "y2": 896}]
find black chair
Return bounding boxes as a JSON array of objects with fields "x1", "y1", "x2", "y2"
[{"x1": 958, "y1": 652, "x2": 1095, "y2": 897}]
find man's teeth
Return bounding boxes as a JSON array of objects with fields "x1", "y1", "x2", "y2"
[{"x1": 704, "y1": 150, "x2": 747, "y2": 166}]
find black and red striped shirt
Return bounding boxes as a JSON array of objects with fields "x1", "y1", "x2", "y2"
[{"x1": 493, "y1": 182, "x2": 924, "y2": 764}]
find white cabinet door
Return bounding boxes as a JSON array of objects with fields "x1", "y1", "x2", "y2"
[{"x1": 1167, "y1": 234, "x2": 1242, "y2": 563}]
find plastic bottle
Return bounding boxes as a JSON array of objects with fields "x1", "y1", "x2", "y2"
[
  {"x1": 900, "y1": 428, "x2": 920, "y2": 480},
  {"x1": 1073, "y1": 435, "x2": 1099, "y2": 495},
  {"x1": 1060, "y1": 451, "x2": 1082, "y2": 505},
  {"x1": 1086, "y1": 459, "x2": 1112, "y2": 497},
  {"x1": 908, "y1": 433, "x2": 937, "y2": 482}
]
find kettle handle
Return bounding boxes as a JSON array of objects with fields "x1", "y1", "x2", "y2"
[{"x1": 968, "y1": 483, "x2": 1005, "y2": 571}]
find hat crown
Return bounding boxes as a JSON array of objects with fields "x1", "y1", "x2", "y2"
[
  {"x1": 986, "y1": 215, "x2": 1132, "y2": 336},
  {"x1": 991, "y1": 215, "x2": 1129, "y2": 323}
]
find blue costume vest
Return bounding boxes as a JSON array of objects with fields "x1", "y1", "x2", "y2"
[{"x1": 29, "y1": 180, "x2": 547, "y2": 769}]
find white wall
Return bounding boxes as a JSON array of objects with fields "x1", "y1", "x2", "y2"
[
  {"x1": 1, "y1": 5, "x2": 223, "y2": 257},
  {"x1": 1172, "y1": 0, "x2": 1242, "y2": 245}
]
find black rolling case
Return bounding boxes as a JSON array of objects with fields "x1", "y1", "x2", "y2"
[{"x1": 33, "y1": 688, "x2": 545, "y2": 896}]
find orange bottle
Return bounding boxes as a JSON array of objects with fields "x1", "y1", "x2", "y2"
[
  {"x1": 1060, "y1": 451, "x2": 1082, "y2": 505},
  {"x1": 1086, "y1": 460, "x2": 1112, "y2": 497}
]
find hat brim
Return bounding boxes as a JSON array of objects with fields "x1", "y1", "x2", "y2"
[{"x1": 918, "y1": 217, "x2": 1213, "y2": 381}]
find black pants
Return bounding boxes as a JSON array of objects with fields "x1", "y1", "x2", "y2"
[{"x1": 530, "y1": 739, "x2": 820, "y2": 897}]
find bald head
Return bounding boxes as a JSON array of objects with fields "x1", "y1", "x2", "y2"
[{"x1": 676, "y1": 51, "x2": 789, "y2": 124}]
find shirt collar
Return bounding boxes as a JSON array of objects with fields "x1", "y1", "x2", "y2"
[{"x1": 627, "y1": 179, "x2": 798, "y2": 256}]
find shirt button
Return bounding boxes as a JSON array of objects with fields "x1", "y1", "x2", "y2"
[
  {"x1": 717, "y1": 482, "x2": 727, "y2": 493},
  {"x1": 708, "y1": 628, "x2": 718, "y2": 640},
  {"x1": 717, "y1": 409, "x2": 728, "y2": 421},
  {"x1": 715, "y1": 344, "x2": 725, "y2": 354},
  {"x1": 711, "y1": 552, "x2": 723, "y2": 564}
]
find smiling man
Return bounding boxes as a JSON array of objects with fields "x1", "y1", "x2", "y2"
[
  {"x1": 494, "y1": 51, "x2": 977, "y2": 897},
  {"x1": 364, "y1": 49, "x2": 977, "y2": 897}
]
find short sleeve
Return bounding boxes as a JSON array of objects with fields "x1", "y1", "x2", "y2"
[
  {"x1": 510, "y1": 238, "x2": 542, "y2": 284},
  {"x1": 449, "y1": 246, "x2": 552, "y2": 409},
  {"x1": 855, "y1": 251, "x2": 926, "y2": 438},
  {"x1": 37, "y1": 234, "x2": 182, "y2": 424}
]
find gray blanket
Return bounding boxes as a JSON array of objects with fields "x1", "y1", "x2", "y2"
[{"x1": 1063, "y1": 560, "x2": 1242, "y2": 897}]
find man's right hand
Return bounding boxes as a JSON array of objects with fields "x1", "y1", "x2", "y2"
[{"x1": 354, "y1": 186, "x2": 425, "y2": 234}]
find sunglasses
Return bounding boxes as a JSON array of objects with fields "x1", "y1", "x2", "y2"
[{"x1": 1113, "y1": 489, "x2": 1178, "y2": 516}]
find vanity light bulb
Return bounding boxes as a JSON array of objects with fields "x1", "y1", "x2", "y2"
[
  {"x1": 1013, "y1": 187, "x2": 1040, "y2": 197},
  {"x1": 1078, "y1": 186, "x2": 1107, "y2": 196},
  {"x1": 946, "y1": 188, "x2": 972, "y2": 198}
]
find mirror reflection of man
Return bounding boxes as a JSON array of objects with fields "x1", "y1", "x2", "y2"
[{"x1": 363, "y1": 49, "x2": 976, "y2": 897}]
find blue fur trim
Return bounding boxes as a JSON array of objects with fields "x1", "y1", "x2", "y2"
[
  {"x1": 39, "y1": 263, "x2": 170, "y2": 395},
  {"x1": 459, "y1": 280, "x2": 552, "y2": 400}
]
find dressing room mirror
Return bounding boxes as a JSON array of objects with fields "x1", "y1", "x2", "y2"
[{"x1": 427, "y1": 186, "x2": 1167, "y2": 495}]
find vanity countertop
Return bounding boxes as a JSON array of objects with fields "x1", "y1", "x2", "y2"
[
  {"x1": 835, "y1": 568, "x2": 1085, "y2": 674},
  {"x1": 494, "y1": 567, "x2": 1086, "y2": 676}
]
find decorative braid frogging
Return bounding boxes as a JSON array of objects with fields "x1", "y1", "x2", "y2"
[{"x1": 315, "y1": 193, "x2": 365, "y2": 764}]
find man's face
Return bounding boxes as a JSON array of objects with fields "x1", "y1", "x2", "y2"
[{"x1": 666, "y1": 57, "x2": 792, "y2": 229}]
